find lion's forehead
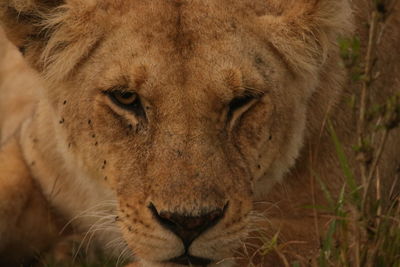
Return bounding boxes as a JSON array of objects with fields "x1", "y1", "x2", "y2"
[
  {"x1": 103, "y1": 1, "x2": 257, "y2": 58},
  {"x1": 97, "y1": 0, "x2": 270, "y2": 18},
  {"x1": 83, "y1": 0, "x2": 270, "y2": 60},
  {"x1": 43, "y1": 0, "x2": 282, "y2": 90},
  {"x1": 84, "y1": 5, "x2": 273, "y2": 89}
]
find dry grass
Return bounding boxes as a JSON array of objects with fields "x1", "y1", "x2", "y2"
[
  {"x1": 314, "y1": 1, "x2": 400, "y2": 266},
  {"x1": 246, "y1": 0, "x2": 400, "y2": 266}
]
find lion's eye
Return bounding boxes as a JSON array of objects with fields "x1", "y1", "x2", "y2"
[
  {"x1": 227, "y1": 94, "x2": 259, "y2": 122},
  {"x1": 107, "y1": 91, "x2": 146, "y2": 118},
  {"x1": 113, "y1": 91, "x2": 137, "y2": 105}
]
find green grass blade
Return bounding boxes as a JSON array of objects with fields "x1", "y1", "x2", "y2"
[{"x1": 328, "y1": 121, "x2": 360, "y2": 204}]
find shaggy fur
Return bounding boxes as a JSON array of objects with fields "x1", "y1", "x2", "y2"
[{"x1": 0, "y1": 0, "x2": 399, "y2": 266}]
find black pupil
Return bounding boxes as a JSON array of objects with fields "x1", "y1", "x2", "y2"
[{"x1": 120, "y1": 92, "x2": 134, "y2": 99}]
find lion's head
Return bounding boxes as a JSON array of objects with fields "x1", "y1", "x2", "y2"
[{"x1": 1, "y1": 0, "x2": 352, "y2": 265}]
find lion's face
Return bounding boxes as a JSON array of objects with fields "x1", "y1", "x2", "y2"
[
  {"x1": 57, "y1": 5, "x2": 306, "y2": 266},
  {"x1": 1, "y1": 0, "x2": 351, "y2": 265}
]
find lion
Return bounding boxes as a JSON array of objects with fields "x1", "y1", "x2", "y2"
[{"x1": 0, "y1": 0, "x2": 399, "y2": 266}]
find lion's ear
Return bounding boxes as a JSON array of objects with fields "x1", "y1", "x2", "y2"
[
  {"x1": 0, "y1": 0, "x2": 64, "y2": 50},
  {"x1": 257, "y1": 0, "x2": 353, "y2": 77},
  {"x1": 1, "y1": 0, "x2": 105, "y2": 81}
]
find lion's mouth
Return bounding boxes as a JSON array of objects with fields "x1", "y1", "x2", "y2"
[{"x1": 167, "y1": 253, "x2": 212, "y2": 266}]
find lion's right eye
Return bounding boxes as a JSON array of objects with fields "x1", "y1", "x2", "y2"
[{"x1": 106, "y1": 90, "x2": 146, "y2": 119}]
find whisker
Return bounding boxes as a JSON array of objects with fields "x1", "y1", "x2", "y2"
[
  {"x1": 72, "y1": 214, "x2": 118, "y2": 263},
  {"x1": 116, "y1": 246, "x2": 132, "y2": 267},
  {"x1": 60, "y1": 200, "x2": 117, "y2": 234},
  {"x1": 85, "y1": 222, "x2": 120, "y2": 254}
]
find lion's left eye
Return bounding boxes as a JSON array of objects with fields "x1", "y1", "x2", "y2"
[
  {"x1": 225, "y1": 90, "x2": 264, "y2": 130},
  {"x1": 107, "y1": 91, "x2": 146, "y2": 118},
  {"x1": 227, "y1": 94, "x2": 257, "y2": 120}
]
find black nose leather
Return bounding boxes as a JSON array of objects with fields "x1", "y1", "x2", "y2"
[{"x1": 149, "y1": 203, "x2": 227, "y2": 248}]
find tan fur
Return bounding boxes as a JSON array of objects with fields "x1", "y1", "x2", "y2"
[
  {"x1": 0, "y1": 0, "x2": 399, "y2": 266},
  {"x1": 0, "y1": 136, "x2": 60, "y2": 265}
]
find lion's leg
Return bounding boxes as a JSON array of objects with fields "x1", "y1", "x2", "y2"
[{"x1": 0, "y1": 136, "x2": 60, "y2": 266}]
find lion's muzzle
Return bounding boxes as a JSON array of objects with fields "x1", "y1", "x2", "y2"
[{"x1": 148, "y1": 202, "x2": 228, "y2": 265}]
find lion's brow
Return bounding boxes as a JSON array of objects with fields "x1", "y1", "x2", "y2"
[{"x1": 234, "y1": 86, "x2": 267, "y2": 98}]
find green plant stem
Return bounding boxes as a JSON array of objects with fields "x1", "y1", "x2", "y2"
[
  {"x1": 357, "y1": 10, "x2": 378, "y2": 188},
  {"x1": 362, "y1": 128, "x2": 389, "y2": 213}
]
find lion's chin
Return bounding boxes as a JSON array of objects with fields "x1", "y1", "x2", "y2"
[{"x1": 137, "y1": 258, "x2": 235, "y2": 267}]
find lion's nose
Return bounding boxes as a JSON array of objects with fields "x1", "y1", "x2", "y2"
[{"x1": 148, "y1": 203, "x2": 227, "y2": 248}]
